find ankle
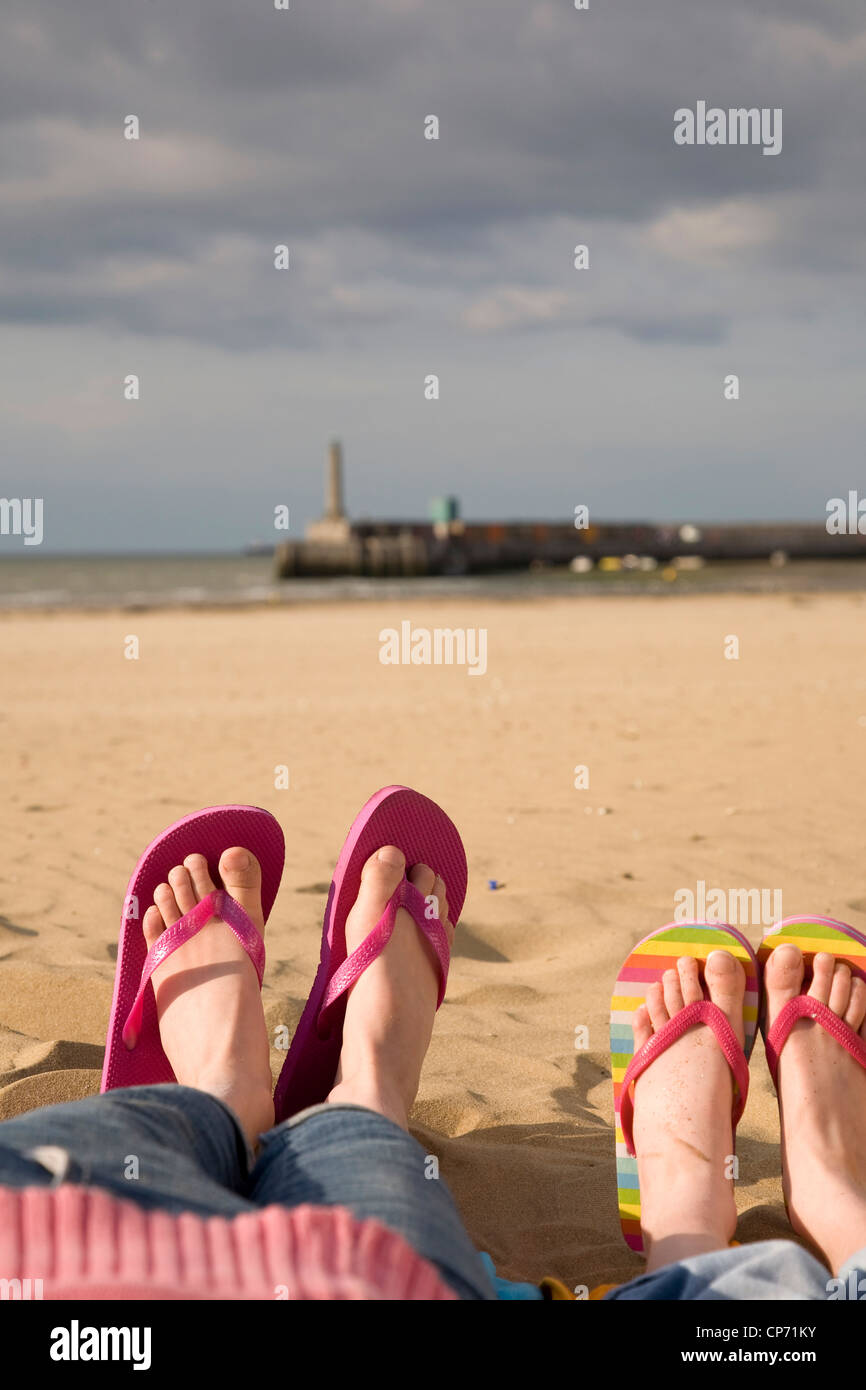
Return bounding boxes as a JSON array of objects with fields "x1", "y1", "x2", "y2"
[
  {"x1": 194, "y1": 1073, "x2": 274, "y2": 1145},
  {"x1": 644, "y1": 1231, "x2": 732, "y2": 1272},
  {"x1": 327, "y1": 1073, "x2": 410, "y2": 1130},
  {"x1": 639, "y1": 1168, "x2": 736, "y2": 1246},
  {"x1": 793, "y1": 1209, "x2": 866, "y2": 1278}
]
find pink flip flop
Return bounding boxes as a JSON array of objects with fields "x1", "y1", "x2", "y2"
[
  {"x1": 101, "y1": 806, "x2": 285, "y2": 1093},
  {"x1": 273, "y1": 785, "x2": 467, "y2": 1122}
]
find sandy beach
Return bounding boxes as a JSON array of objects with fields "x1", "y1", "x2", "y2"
[{"x1": 2, "y1": 590, "x2": 865, "y2": 1291}]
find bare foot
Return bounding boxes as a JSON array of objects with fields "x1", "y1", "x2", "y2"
[
  {"x1": 142, "y1": 846, "x2": 274, "y2": 1148},
  {"x1": 631, "y1": 950, "x2": 746, "y2": 1271},
  {"x1": 765, "y1": 944, "x2": 866, "y2": 1274},
  {"x1": 326, "y1": 846, "x2": 453, "y2": 1129}
]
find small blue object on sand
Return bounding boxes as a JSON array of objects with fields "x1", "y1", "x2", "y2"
[
  {"x1": 479, "y1": 1252, "x2": 543, "y2": 1300},
  {"x1": 488, "y1": 879, "x2": 499, "y2": 890}
]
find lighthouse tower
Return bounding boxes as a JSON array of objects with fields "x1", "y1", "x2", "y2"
[{"x1": 306, "y1": 440, "x2": 352, "y2": 541}]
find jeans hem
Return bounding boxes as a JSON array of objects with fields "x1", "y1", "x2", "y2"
[{"x1": 271, "y1": 1101, "x2": 403, "y2": 1134}]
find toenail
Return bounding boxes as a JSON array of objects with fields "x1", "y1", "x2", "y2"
[
  {"x1": 707, "y1": 949, "x2": 734, "y2": 967},
  {"x1": 377, "y1": 846, "x2": 404, "y2": 869},
  {"x1": 228, "y1": 850, "x2": 250, "y2": 869}
]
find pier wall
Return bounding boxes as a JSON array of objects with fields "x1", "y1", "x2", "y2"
[{"x1": 274, "y1": 521, "x2": 866, "y2": 579}]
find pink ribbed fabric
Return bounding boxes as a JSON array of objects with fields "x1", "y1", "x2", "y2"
[{"x1": 0, "y1": 1187, "x2": 457, "y2": 1301}]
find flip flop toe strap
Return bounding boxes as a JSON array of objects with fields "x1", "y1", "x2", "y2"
[
  {"x1": 122, "y1": 889, "x2": 266, "y2": 1050},
  {"x1": 317, "y1": 877, "x2": 451, "y2": 1036},
  {"x1": 619, "y1": 999, "x2": 750, "y2": 1158},
  {"x1": 766, "y1": 994, "x2": 866, "y2": 1087}
]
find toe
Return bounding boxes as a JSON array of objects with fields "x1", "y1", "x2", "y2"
[
  {"x1": 143, "y1": 904, "x2": 165, "y2": 947},
  {"x1": 424, "y1": 872, "x2": 454, "y2": 947},
  {"x1": 633, "y1": 1003, "x2": 652, "y2": 1051},
  {"x1": 218, "y1": 847, "x2": 265, "y2": 931},
  {"x1": 346, "y1": 846, "x2": 406, "y2": 942},
  {"x1": 828, "y1": 961, "x2": 852, "y2": 1018},
  {"x1": 153, "y1": 881, "x2": 183, "y2": 928},
  {"x1": 808, "y1": 952, "x2": 836, "y2": 1005},
  {"x1": 408, "y1": 862, "x2": 450, "y2": 936},
  {"x1": 184, "y1": 853, "x2": 216, "y2": 901},
  {"x1": 645, "y1": 981, "x2": 669, "y2": 1032},
  {"x1": 662, "y1": 966, "x2": 684, "y2": 1017},
  {"x1": 845, "y1": 976, "x2": 866, "y2": 1032},
  {"x1": 167, "y1": 865, "x2": 197, "y2": 915},
  {"x1": 409, "y1": 861, "x2": 436, "y2": 898},
  {"x1": 765, "y1": 943, "x2": 805, "y2": 1026},
  {"x1": 704, "y1": 949, "x2": 746, "y2": 1042},
  {"x1": 430, "y1": 873, "x2": 451, "y2": 928},
  {"x1": 678, "y1": 955, "x2": 703, "y2": 1006}
]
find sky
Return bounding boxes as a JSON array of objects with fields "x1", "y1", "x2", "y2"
[{"x1": 1, "y1": 0, "x2": 865, "y2": 552}]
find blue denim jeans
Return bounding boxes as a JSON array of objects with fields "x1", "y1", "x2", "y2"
[
  {"x1": 0, "y1": 1086, "x2": 495, "y2": 1300},
  {"x1": 609, "y1": 1239, "x2": 866, "y2": 1300}
]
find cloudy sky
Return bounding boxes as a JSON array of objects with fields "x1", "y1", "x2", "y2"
[{"x1": 2, "y1": 0, "x2": 864, "y2": 552}]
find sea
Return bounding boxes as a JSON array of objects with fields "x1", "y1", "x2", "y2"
[{"x1": 1, "y1": 553, "x2": 866, "y2": 612}]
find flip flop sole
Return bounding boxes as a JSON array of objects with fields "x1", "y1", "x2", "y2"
[
  {"x1": 610, "y1": 921, "x2": 760, "y2": 1254},
  {"x1": 101, "y1": 806, "x2": 285, "y2": 1093},
  {"x1": 273, "y1": 785, "x2": 466, "y2": 1122}
]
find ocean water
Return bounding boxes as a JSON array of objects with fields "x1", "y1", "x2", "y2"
[{"x1": 2, "y1": 553, "x2": 866, "y2": 611}]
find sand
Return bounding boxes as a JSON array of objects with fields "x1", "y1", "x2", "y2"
[{"x1": 1, "y1": 590, "x2": 865, "y2": 1291}]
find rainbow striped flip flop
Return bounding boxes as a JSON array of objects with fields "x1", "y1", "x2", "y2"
[
  {"x1": 757, "y1": 916, "x2": 866, "y2": 995},
  {"x1": 757, "y1": 916, "x2": 866, "y2": 1076},
  {"x1": 610, "y1": 921, "x2": 760, "y2": 1254}
]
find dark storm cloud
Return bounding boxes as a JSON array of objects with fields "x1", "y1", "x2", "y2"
[
  {"x1": 589, "y1": 313, "x2": 727, "y2": 346},
  {"x1": 0, "y1": 0, "x2": 863, "y2": 346}
]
